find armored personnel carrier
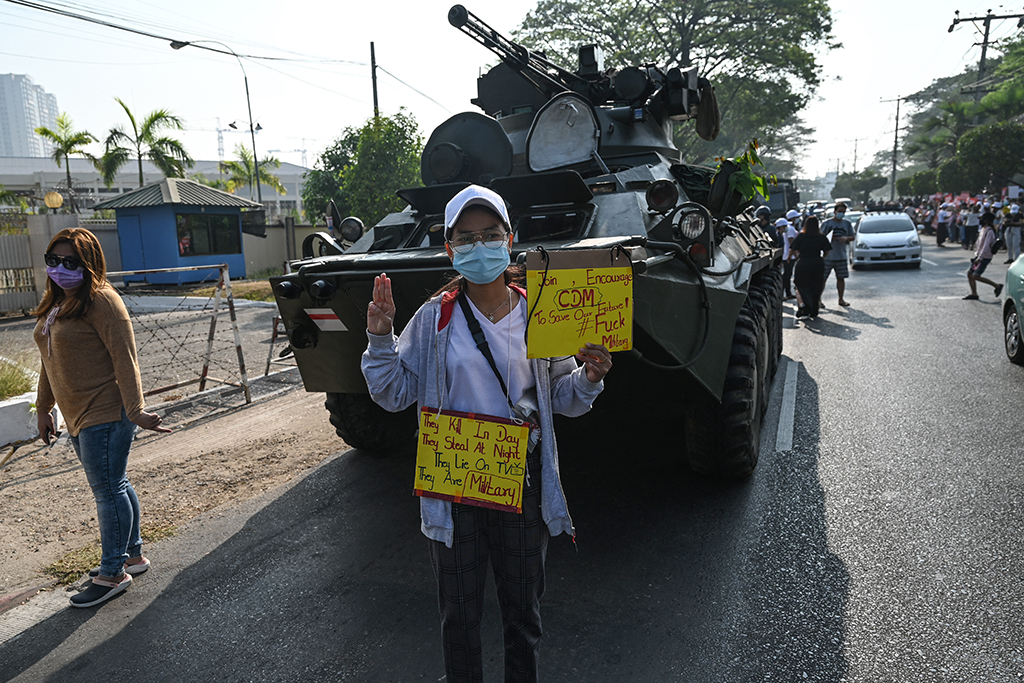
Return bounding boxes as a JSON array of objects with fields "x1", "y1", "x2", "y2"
[{"x1": 271, "y1": 5, "x2": 783, "y2": 477}]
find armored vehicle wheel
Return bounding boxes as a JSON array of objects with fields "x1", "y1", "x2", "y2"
[
  {"x1": 684, "y1": 301, "x2": 770, "y2": 478},
  {"x1": 324, "y1": 393, "x2": 417, "y2": 452}
]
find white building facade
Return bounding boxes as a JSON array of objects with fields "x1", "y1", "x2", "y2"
[
  {"x1": 0, "y1": 74, "x2": 59, "y2": 158},
  {"x1": 0, "y1": 157, "x2": 308, "y2": 219}
]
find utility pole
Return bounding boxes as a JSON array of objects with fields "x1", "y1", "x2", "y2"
[
  {"x1": 949, "y1": 10, "x2": 1024, "y2": 121},
  {"x1": 845, "y1": 137, "x2": 866, "y2": 176},
  {"x1": 882, "y1": 95, "x2": 917, "y2": 201},
  {"x1": 370, "y1": 42, "x2": 379, "y2": 118}
]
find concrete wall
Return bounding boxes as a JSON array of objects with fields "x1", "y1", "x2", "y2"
[{"x1": 243, "y1": 223, "x2": 318, "y2": 275}]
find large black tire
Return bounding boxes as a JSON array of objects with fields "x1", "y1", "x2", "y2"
[
  {"x1": 684, "y1": 265, "x2": 782, "y2": 478},
  {"x1": 324, "y1": 393, "x2": 418, "y2": 452},
  {"x1": 1005, "y1": 306, "x2": 1024, "y2": 366},
  {"x1": 684, "y1": 306, "x2": 765, "y2": 478}
]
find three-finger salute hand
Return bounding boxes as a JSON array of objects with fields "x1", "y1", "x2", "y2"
[{"x1": 367, "y1": 272, "x2": 396, "y2": 335}]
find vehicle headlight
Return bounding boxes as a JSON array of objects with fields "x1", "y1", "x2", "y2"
[
  {"x1": 856, "y1": 240, "x2": 867, "y2": 250},
  {"x1": 908, "y1": 235, "x2": 920, "y2": 247}
]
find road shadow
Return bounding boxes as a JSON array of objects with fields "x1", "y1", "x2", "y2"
[{"x1": 1, "y1": 375, "x2": 848, "y2": 682}]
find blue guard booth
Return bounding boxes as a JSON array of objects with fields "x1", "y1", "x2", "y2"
[{"x1": 92, "y1": 178, "x2": 263, "y2": 285}]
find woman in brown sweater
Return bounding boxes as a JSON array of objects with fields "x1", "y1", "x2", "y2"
[{"x1": 34, "y1": 228, "x2": 170, "y2": 608}]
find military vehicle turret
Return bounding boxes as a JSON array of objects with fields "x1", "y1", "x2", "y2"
[{"x1": 271, "y1": 5, "x2": 783, "y2": 477}]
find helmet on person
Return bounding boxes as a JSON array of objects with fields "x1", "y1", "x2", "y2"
[{"x1": 755, "y1": 206, "x2": 772, "y2": 219}]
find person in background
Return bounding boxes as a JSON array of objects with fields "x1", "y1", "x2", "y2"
[
  {"x1": 948, "y1": 203, "x2": 962, "y2": 246},
  {"x1": 791, "y1": 215, "x2": 831, "y2": 320},
  {"x1": 936, "y1": 204, "x2": 950, "y2": 247},
  {"x1": 962, "y1": 204, "x2": 980, "y2": 251},
  {"x1": 33, "y1": 228, "x2": 170, "y2": 608},
  {"x1": 1005, "y1": 201, "x2": 1022, "y2": 263},
  {"x1": 361, "y1": 185, "x2": 612, "y2": 683},
  {"x1": 775, "y1": 216, "x2": 798, "y2": 301},
  {"x1": 964, "y1": 212, "x2": 1004, "y2": 301},
  {"x1": 820, "y1": 202, "x2": 855, "y2": 307}
]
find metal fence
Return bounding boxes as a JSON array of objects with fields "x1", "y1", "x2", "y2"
[{"x1": 0, "y1": 213, "x2": 35, "y2": 313}]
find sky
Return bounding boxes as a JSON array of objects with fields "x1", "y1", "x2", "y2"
[{"x1": 1, "y1": 0, "x2": 1022, "y2": 183}]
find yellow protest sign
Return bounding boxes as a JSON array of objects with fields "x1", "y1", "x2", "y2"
[
  {"x1": 525, "y1": 248, "x2": 633, "y2": 358},
  {"x1": 415, "y1": 407, "x2": 530, "y2": 513}
]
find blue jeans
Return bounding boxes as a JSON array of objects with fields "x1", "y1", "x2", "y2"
[{"x1": 70, "y1": 410, "x2": 142, "y2": 577}]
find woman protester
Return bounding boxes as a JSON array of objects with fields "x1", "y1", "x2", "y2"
[
  {"x1": 33, "y1": 228, "x2": 170, "y2": 608},
  {"x1": 964, "y1": 212, "x2": 1004, "y2": 300},
  {"x1": 790, "y1": 215, "x2": 832, "y2": 320},
  {"x1": 361, "y1": 185, "x2": 611, "y2": 682}
]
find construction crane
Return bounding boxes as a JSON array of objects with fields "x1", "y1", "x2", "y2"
[{"x1": 267, "y1": 140, "x2": 309, "y2": 168}]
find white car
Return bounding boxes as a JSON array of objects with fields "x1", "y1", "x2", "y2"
[{"x1": 850, "y1": 211, "x2": 922, "y2": 269}]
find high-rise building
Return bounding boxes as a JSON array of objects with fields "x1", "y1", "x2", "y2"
[{"x1": 0, "y1": 74, "x2": 59, "y2": 158}]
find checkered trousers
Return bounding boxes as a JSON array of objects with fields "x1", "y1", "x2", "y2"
[{"x1": 428, "y1": 453, "x2": 549, "y2": 683}]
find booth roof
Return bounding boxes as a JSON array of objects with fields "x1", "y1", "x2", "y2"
[{"x1": 92, "y1": 178, "x2": 263, "y2": 210}]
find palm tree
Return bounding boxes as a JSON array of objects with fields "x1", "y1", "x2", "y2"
[
  {"x1": 98, "y1": 97, "x2": 193, "y2": 188},
  {"x1": 219, "y1": 143, "x2": 287, "y2": 200},
  {"x1": 978, "y1": 83, "x2": 1024, "y2": 123},
  {"x1": 0, "y1": 184, "x2": 26, "y2": 210},
  {"x1": 919, "y1": 100, "x2": 977, "y2": 156},
  {"x1": 34, "y1": 112, "x2": 97, "y2": 206}
]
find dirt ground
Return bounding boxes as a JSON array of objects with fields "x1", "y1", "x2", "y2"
[{"x1": 0, "y1": 383, "x2": 346, "y2": 595}]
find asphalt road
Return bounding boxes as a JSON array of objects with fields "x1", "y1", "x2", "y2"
[{"x1": 2, "y1": 240, "x2": 1022, "y2": 682}]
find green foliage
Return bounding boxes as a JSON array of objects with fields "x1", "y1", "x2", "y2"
[
  {"x1": 910, "y1": 169, "x2": 938, "y2": 196},
  {"x1": 895, "y1": 176, "x2": 913, "y2": 196},
  {"x1": 956, "y1": 121, "x2": 1024, "y2": 192},
  {"x1": 341, "y1": 109, "x2": 423, "y2": 227},
  {"x1": 34, "y1": 112, "x2": 97, "y2": 203},
  {"x1": 301, "y1": 129, "x2": 359, "y2": 223},
  {"x1": 0, "y1": 184, "x2": 27, "y2": 211},
  {"x1": 718, "y1": 139, "x2": 773, "y2": 202},
  {"x1": 513, "y1": 0, "x2": 838, "y2": 171},
  {"x1": 99, "y1": 98, "x2": 193, "y2": 188},
  {"x1": 0, "y1": 356, "x2": 33, "y2": 401},
  {"x1": 220, "y1": 143, "x2": 287, "y2": 198},
  {"x1": 936, "y1": 157, "x2": 975, "y2": 194},
  {"x1": 831, "y1": 169, "x2": 888, "y2": 204}
]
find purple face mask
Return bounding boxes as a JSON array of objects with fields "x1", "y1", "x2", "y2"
[{"x1": 47, "y1": 264, "x2": 85, "y2": 290}]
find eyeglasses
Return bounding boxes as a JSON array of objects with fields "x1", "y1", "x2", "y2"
[
  {"x1": 44, "y1": 253, "x2": 82, "y2": 270},
  {"x1": 448, "y1": 230, "x2": 508, "y2": 254}
]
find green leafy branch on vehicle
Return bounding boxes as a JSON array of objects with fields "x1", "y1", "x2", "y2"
[{"x1": 716, "y1": 139, "x2": 777, "y2": 202}]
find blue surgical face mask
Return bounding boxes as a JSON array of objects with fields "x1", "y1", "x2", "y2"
[
  {"x1": 835, "y1": 212, "x2": 846, "y2": 220},
  {"x1": 451, "y1": 242, "x2": 510, "y2": 285}
]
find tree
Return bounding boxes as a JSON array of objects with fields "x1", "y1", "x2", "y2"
[
  {"x1": 895, "y1": 176, "x2": 913, "y2": 197},
  {"x1": 341, "y1": 109, "x2": 423, "y2": 226},
  {"x1": 34, "y1": 112, "x2": 97, "y2": 207},
  {"x1": 98, "y1": 98, "x2": 193, "y2": 188},
  {"x1": 918, "y1": 100, "x2": 977, "y2": 157},
  {"x1": 936, "y1": 157, "x2": 976, "y2": 194},
  {"x1": 0, "y1": 184, "x2": 27, "y2": 210},
  {"x1": 910, "y1": 169, "x2": 938, "y2": 197},
  {"x1": 219, "y1": 143, "x2": 287, "y2": 199},
  {"x1": 978, "y1": 83, "x2": 1024, "y2": 123},
  {"x1": 512, "y1": 0, "x2": 838, "y2": 167},
  {"x1": 904, "y1": 132, "x2": 950, "y2": 170},
  {"x1": 956, "y1": 121, "x2": 1024, "y2": 192},
  {"x1": 831, "y1": 169, "x2": 887, "y2": 204},
  {"x1": 301, "y1": 129, "x2": 360, "y2": 224}
]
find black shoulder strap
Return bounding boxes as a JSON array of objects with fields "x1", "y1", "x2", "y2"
[{"x1": 457, "y1": 291, "x2": 516, "y2": 413}]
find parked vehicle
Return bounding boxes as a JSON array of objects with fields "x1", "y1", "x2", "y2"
[
  {"x1": 1003, "y1": 256, "x2": 1024, "y2": 365},
  {"x1": 270, "y1": 5, "x2": 784, "y2": 478},
  {"x1": 850, "y1": 211, "x2": 922, "y2": 269}
]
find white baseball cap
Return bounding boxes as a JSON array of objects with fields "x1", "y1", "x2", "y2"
[
  {"x1": 1011, "y1": 203, "x2": 1020, "y2": 214},
  {"x1": 786, "y1": 209, "x2": 801, "y2": 220},
  {"x1": 774, "y1": 217, "x2": 790, "y2": 228},
  {"x1": 993, "y1": 202, "x2": 1002, "y2": 209},
  {"x1": 444, "y1": 185, "x2": 511, "y2": 240}
]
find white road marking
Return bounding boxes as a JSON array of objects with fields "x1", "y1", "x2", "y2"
[
  {"x1": 922, "y1": 259, "x2": 938, "y2": 266},
  {"x1": 776, "y1": 360, "x2": 799, "y2": 452}
]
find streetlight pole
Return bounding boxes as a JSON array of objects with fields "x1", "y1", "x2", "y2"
[{"x1": 170, "y1": 39, "x2": 263, "y2": 205}]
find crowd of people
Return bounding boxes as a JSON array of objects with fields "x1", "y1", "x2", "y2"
[
  {"x1": 901, "y1": 197, "x2": 1022, "y2": 260},
  {"x1": 766, "y1": 195, "x2": 1024, "y2": 318}
]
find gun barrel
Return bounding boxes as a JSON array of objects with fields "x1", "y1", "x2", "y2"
[{"x1": 448, "y1": 4, "x2": 581, "y2": 97}]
